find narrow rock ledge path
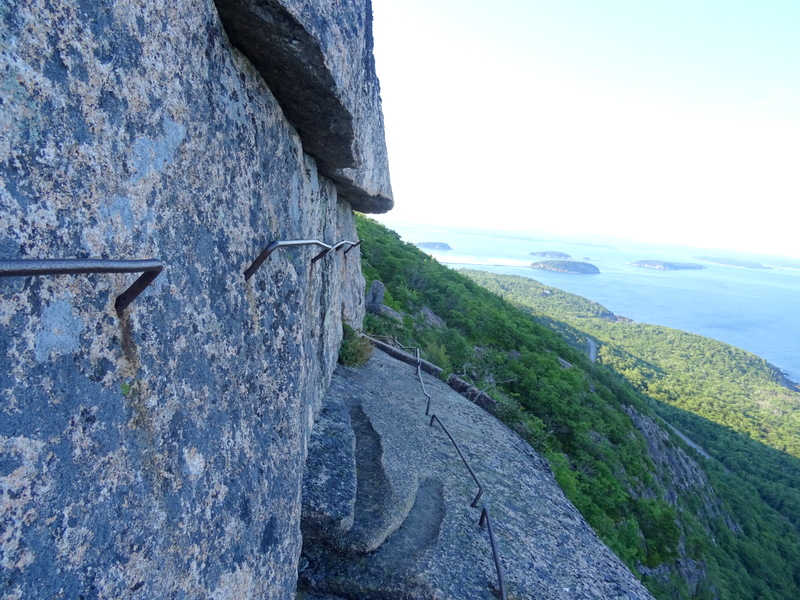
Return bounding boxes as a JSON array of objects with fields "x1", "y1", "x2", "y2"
[{"x1": 299, "y1": 348, "x2": 654, "y2": 600}]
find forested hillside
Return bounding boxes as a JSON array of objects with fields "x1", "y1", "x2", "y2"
[
  {"x1": 356, "y1": 216, "x2": 800, "y2": 599},
  {"x1": 466, "y1": 270, "x2": 800, "y2": 528}
]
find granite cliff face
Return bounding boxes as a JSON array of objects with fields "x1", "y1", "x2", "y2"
[{"x1": 0, "y1": 1, "x2": 389, "y2": 597}]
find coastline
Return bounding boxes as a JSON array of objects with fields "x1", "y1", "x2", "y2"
[{"x1": 397, "y1": 226, "x2": 800, "y2": 384}]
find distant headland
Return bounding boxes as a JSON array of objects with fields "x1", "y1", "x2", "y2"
[
  {"x1": 416, "y1": 242, "x2": 452, "y2": 250},
  {"x1": 632, "y1": 260, "x2": 705, "y2": 271},
  {"x1": 694, "y1": 256, "x2": 770, "y2": 269},
  {"x1": 531, "y1": 260, "x2": 600, "y2": 274}
]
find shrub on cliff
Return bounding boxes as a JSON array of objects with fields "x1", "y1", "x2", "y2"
[{"x1": 339, "y1": 323, "x2": 373, "y2": 367}]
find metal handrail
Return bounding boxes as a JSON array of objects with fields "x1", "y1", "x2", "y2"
[
  {"x1": 244, "y1": 238, "x2": 360, "y2": 280},
  {"x1": 311, "y1": 239, "x2": 359, "y2": 264},
  {"x1": 397, "y1": 344, "x2": 435, "y2": 415},
  {"x1": 480, "y1": 507, "x2": 508, "y2": 600},
  {"x1": 0, "y1": 258, "x2": 163, "y2": 313},
  {"x1": 393, "y1": 341, "x2": 506, "y2": 599},
  {"x1": 343, "y1": 240, "x2": 362, "y2": 255},
  {"x1": 418, "y1": 361, "x2": 434, "y2": 416},
  {"x1": 395, "y1": 344, "x2": 476, "y2": 484},
  {"x1": 429, "y1": 413, "x2": 483, "y2": 508}
]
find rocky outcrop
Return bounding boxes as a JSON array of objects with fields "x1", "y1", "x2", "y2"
[
  {"x1": 365, "y1": 279, "x2": 402, "y2": 321},
  {"x1": 366, "y1": 279, "x2": 387, "y2": 310},
  {"x1": 214, "y1": 0, "x2": 393, "y2": 213},
  {"x1": 300, "y1": 348, "x2": 656, "y2": 599},
  {"x1": 419, "y1": 304, "x2": 445, "y2": 328},
  {"x1": 625, "y1": 408, "x2": 722, "y2": 512},
  {"x1": 0, "y1": 1, "x2": 389, "y2": 598},
  {"x1": 624, "y1": 407, "x2": 739, "y2": 596}
]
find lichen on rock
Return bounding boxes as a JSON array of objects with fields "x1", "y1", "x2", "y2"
[{"x1": 0, "y1": 0, "x2": 388, "y2": 597}]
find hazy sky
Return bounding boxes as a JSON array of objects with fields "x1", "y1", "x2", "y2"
[{"x1": 370, "y1": 0, "x2": 800, "y2": 257}]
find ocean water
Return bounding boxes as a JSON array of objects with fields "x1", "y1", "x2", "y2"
[{"x1": 385, "y1": 223, "x2": 800, "y2": 384}]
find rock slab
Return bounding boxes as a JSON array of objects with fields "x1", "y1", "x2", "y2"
[{"x1": 300, "y1": 348, "x2": 655, "y2": 599}]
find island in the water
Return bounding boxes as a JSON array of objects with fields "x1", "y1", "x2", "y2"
[
  {"x1": 531, "y1": 260, "x2": 600, "y2": 274},
  {"x1": 694, "y1": 256, "x2": 770, "y2": 269},
  {"x1": 530, "y1": 251, "x2": 571, "y2": 258},
  {"x1": 415, "y1": 242, "x2": 452, "y2": 250},
  {"x1": 632, "y1": 260, "x2": 705, "y2": 271}
]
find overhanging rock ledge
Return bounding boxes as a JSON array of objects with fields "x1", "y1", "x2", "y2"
[{"x1": 215, "y1": 0, "x2": 394, "y2": 213}]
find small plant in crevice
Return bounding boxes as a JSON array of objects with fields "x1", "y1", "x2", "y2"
[{"x1": 338, "y1": 323, "x2": 373, "y2": 367}]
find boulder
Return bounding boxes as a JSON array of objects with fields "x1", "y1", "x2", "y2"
[
  {"x1": 366, "y1": 279, "x2": 387, "y2": 308},
  {"x1": 365, "y1": 279, "x2": 403, "y2": 321},
  {"x1": 419, "y1": 305, "x2": 445, "y2": 328}
]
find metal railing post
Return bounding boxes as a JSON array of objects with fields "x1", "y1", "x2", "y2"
[
  {"x1": 244, "y1": 239, "x2": 360, "y2": 279},
  {"x1": 480, "y1": 507, "x2": 508, "y2": 600},
  {"x1": 0, "y1": 258, "x2": 164, "y2": 313}
]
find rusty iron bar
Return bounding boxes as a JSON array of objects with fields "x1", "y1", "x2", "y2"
[
  {"x1": 245, "y1": 240, "x2": 328, "y2": 280},
  {"x1": 428, "y1": 413, "x2": 484, "y2": 508},
  {"x1": 480, "y1": 507, "x2": 508, "y2": 600},
  {"x1": 395, "y1": 344, "x2": 434, "y2": 415},
  {"x1": 0, "y1": 258, "x2": 164, "y2": 313},
  {"x1": 245, "y1": 239, "x2": 360, "y2": 280},
  {"x1": 400, "y1": 343, "x2": 481, "y2": 499},
  {"x1": 398, "y1": 345, "x2": 434, "y2": 415}
]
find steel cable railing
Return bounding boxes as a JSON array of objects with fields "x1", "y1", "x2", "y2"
[
  {"x1": 0, "y1": 258, "x2": 164, "y2": 313},
  {"x1": 244, "y1": 238, "x2": 361, "y2": 280},
  {"x1": 391, "y1": 340, "x2": 507, "y2": 600}
]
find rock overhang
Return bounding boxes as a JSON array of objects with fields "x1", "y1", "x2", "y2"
[{"x1": 214, "y1": 0, "x2": 394, "y2": 213}]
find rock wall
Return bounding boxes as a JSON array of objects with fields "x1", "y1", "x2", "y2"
[{"x1": 0, "y1": 1, "x2": 390, "y2": 597}]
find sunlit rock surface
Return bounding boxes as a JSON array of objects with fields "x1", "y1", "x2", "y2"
[
  {"x1": 0, "y1": 0, "x2": 388, "y2": 597},
  {"x1": 301, "y1": 349, "x2": 656, "y2": 599}
]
